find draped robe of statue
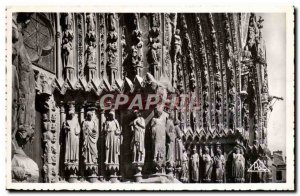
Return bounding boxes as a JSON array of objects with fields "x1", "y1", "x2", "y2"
[
  {"x1": 166, "y1": 118, "x2": 176, "y2": 165},
  {"x1": 191, "y1": 151, "x2": 199, "y2": 182},
  {"x1": 202, "y1": 149, "x2": 213, "y2": 181},
  {"x1": 181, "y1": 151, "x2": 189, "y2": 182},
  {"x1": 174, "y1": 123, "x2": 184, "y2": 166},
  {"x1": 104, "y1": 113, "x2": 121, "y2": 167},
  {"x1": 151, "y1": 112, "x2": 166, "y2": 162},
  {"x1": 131, "y1": 116, "x2": 145, "y2": 164},
  {"x1": 214, "y1": 150, "x2": 225, "y2": 182},
  {"x1": 232, "y1": 149, "x2": 245, "y2": 182},
  {"x1": 82, "y1": 116, "x2": 99, "y2": 164},
  {"x1": 64, "y1": 115, "x2": 80, "y2": 163}
]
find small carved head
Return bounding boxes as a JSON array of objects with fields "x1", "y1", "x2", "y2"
[{"x1": 86, "y1": 111, "x2": 93, "y2": 120}]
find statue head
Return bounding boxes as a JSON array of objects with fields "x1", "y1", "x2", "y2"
[
  {"x1": 216, "y1": 147, "x2": 222, "y2": 155},
  {"x1": 86, "y1": 111, "x2": 93, "y2": 121},
  {"x1": 175, "y1": 29, "x2": 180, "y2": 35},
  {"x1": 235, "y1": 147, "x2": 241, "y2": 154},
  {"x1": 68, "y1": 103, "x2": 75, "y2": 117},
  {"x1": 192, "y1": 146, "x2": 197, "y2": 153},
  {"x1": 133, "y1": 110, "x2": 141, "y2": 118},
  {"x1": 108, "y1": 111, "x2": 115, "y2": 120},
  {"x1": 204, "y1": 146, "x2": 209, "y2": 154}
]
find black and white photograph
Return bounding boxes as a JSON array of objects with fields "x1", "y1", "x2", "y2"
[{"x1": 5, "y1": 6, "x2": 294, "y2": 191}]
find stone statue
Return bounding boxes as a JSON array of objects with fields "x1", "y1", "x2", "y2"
[
  {"x1": 86, "y1": 13, "x2": 96, "y2": 33},
  {"x1": 130, "y1": 110, "x2": 145, "y2": 164},
  {"x1": 131, "y1": 46, "x2": 143, "y2": 76},
  {"x1": 63, "y1": 104, "x2": 80, "y2": 164},
  {"x1": 232, "y1": 147, "x2": 245, "y2": 182},
  {"x1": 12, "y1": 13, "x2": 39, "y2": 182},
  {"x1": 61, "y1": 13, "x2": 74, "y2": 69},
  {"x1": 82, "y1": 111, "x2": 99, "y2": 164},
  {"x1": 133, "y1": 13, "x2": 139, "y2": 30},
  {"x1": 202, "y1": 146, "x2": 213, "y2": 182},
  {"x1": 148, "y1": 38, "x2": 161, "y2": 79},
  {"x1": 108, "y1": 13, "x2": 117, "y2": 31},
  {"x1": 166, "y1": 113, "x2": 176, "y2": 166},
  {"x1": 214, "y1": 146, "x2": 225, "y2": 182},
  {"x1": 151, "y1": 107, "x2": 166, "y2": 173},
  {"x1": 191, "y1": 147, "x2": 200, "y2": 182},
  {"x1": 174, "y1": 29, "x2": 182, "y2": 60},
  {"x1": 103, "y1": 111, "x2": 121, "y2": 167},
  {"x1": 181, "y1": 149, "x2": 189, "y2": 182},
  {"x1": 174, "y1": 120, "x2": 184, "y2": 166}
]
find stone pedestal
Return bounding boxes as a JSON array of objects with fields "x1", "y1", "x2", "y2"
[
  {"x1": 65, "y1": 163, "x2": 78, "y2": 183},
  {"x1": 85, "y1": 164, "x2": 98, "y2": 183},
  {"x1": 106, "y1": 164, "x2": 120, "y2": 183},
  {"x1": 133, "y1": 163, "x2": 144, "y2": 182}
]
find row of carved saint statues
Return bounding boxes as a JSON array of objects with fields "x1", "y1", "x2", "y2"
[{"x1": 61, "y1": 104, "x2": 246, "y2": 183}]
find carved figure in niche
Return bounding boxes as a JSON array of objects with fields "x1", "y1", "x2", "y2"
[
  {"x1": 241, "y1": 104, "x2": 249, "y2": 129},
  {"x1": 133, "y1": 13, "x2": 139, "y2": 30},
  {"x1": 108, "y1": 13, "x2": 117, "y2": 32},
  {"x1": 62, "y1": 13, "x2": 74, "y2": 69},
  {"x1": 148, "y1": 38, "x2": 161, "y2": 79},
  {"x1": 151, "y1": 107, "x2": 166, "y2": 164},
  {"x1": 82, "y1": 111, "x2": 99, "y2": 164},
  {"x1": 130, "y1": 110, "x2": 145, "y2": 164},
  {"x1": 214, "y1": 145, "x2": 225, "y2": 182},
  {"x1": 181, "y1": 149, "x2": 189, "y2": 182},
  {"x1": 150, "y1": 13, "x2": 160, "y2": 37},
  {"x1": 131, "y1": 46, "x2": 143, "y2": 76},
  {"x1": 103, "y1": 111, "x2": 121, "y2": 166},
  {"x1": 166, "y1": 112, "x2": 176, "y2": 166},
  {"x1": 174, "y1": 119, "x2": 184, "y2": 166},
  {"x1": 215, "y1": 107, "x2": 222, "y2": 130},
  {"x1": 107, "y1": 42, "x2": 118, "y2": 83},
  {"x1": 202, "y1": 146, "x2": 213, "y2": 182},
  {"x1": 228, "y1": 103, "x2": 235, "y2": 130},
  {"x1": 85, "y1": 41, "x2": 96, "y2": 68},
  {"x1": 174, "y1": 29, "x2": 182, "y2": 60},
  {"x1": 191, "y1": 147, "x2": 199, "y2": 182},
  {"x1": 86, "y1": 13, "x2": 96, "y2": 40},
  {"x1": 232, "y1": 147, "x2": 245, "y2": 182},
  {"x1": 63, "y1": 104, "x2": 80, "y2": 164}
]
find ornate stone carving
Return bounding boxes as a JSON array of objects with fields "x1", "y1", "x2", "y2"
[
  {"x1": 85, "y1": 13, "x2": 97, "y2": 82},
  {"x1": 181, "y1": 14, "x2": 196, "y2": 92},
  {"x1": 131, "y1": 22, "x2": 143, "y2": 76},
  {"x1": 41, "y1": 95, "x2": 58, "y2": 183},
  {"x1": 11, "y1": 13, "x2": 39, "y2": 183},
  {"x1": 76, "y1": 13, "x2": 84, "y2": 78},
  {"x1": 103, "y1": 110, "x2": 121, "y2": 182},
  {"x1": 106, "y1": 13, "x2": 118, "y2": 84},
  {"x1": 148, "y1": 13, "x2": 161, "y2": 80},
  {"x1": 61, "y1": 13, "x2": 74, "y2": 81}
]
